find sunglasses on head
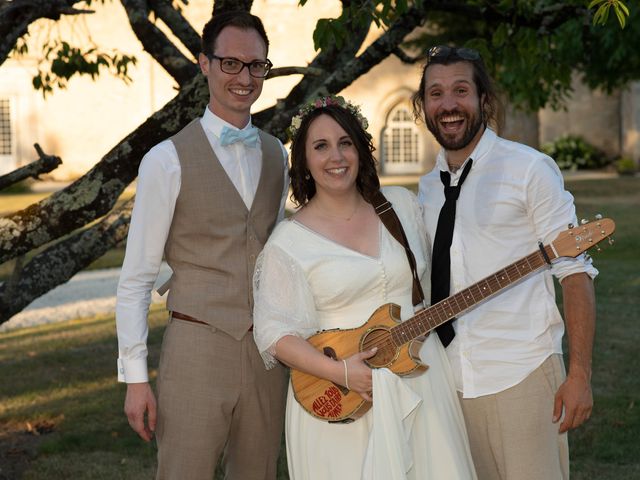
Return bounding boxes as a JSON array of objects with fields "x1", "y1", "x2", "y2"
[{"x1": 426, "y1": 45, "x2": 481, "y2": 65}]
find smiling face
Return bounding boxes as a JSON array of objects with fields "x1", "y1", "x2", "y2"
[
  {"x1": 423, "y1": 61, "x2": 485, "y2": 159},
  {"x1": 198, "y1": 26, "x2": 267, "y2": 128},
  {"x1": 304, "y1": 114, "x2": 360, "y2": 198}
]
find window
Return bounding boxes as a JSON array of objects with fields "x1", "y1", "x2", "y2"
[
  {"x1": 381, "y1": 102, "x2": 422, "y2": 174},
  {"x1": 0, "y1": 98, "x2": 12, "y2": 156}
]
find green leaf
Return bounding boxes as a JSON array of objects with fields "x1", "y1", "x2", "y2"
[
  {"x1": 619, "y1": 2, "x2": 630, "y2": 16},
  {"x1": 329, "y1": 20, "x2": 345, "y2": 50},
  {"x1": 312, "y1": 18, "x2": 330, "y2": 51},
  {"x1": 615, "y1": 5, "x2": 627, "y2": 28}
]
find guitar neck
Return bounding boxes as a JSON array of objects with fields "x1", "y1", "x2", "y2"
[{"x1": 389, "y1": 244, "x2": 556, "y2": 346}]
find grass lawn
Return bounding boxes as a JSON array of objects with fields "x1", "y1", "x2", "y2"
[{"x1": 0, "y1": 176, "x2": 638, "y2": 479}]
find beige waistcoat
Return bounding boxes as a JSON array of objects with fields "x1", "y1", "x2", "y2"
[{"x1": 163, "y1": 119, "x2": 284, "y2": 340}]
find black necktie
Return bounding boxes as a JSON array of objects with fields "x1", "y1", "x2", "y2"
[{"x1": 431, "y1": 159, "x2": 473, "y2": 347}]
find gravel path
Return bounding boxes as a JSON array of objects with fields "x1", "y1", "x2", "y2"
[{"x1": 0, "y1": 263, "x2": 172, "y2": 332}]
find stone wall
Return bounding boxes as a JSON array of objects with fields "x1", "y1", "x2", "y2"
[
  {"x1": 539, "y1": 75, "x2": 622, "y2": 159},
  {"x1": 621, "y1": 81, "x2": 640, "y2": 162}
]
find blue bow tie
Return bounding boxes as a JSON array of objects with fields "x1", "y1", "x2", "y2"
[{"x1": 219, "y1": 126, "x2": 259, "y2": 148}]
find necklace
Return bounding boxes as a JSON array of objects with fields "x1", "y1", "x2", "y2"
[{"x1": 312, "y1": 197, "x2": 362, "y2": 221}]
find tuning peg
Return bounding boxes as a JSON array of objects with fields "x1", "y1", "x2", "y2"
[
  {"x1": 596, "y1": 245, "x2": 602, "y2": 252},
  {"x1": 595, "y1": 213, "x2": 603, "y2": 220},
  {"x1": 608, "y1": 237, "x2": 615, "y2": 245},
  {"x1": 581, "y1": 218, "x2": 588, "y2": 225},
  {"x1": 584, "y1": 253, "x2": 591, "y2": 261},
  {"x1": 568, "y1": 223, "x2": 574, "y2": 229}
]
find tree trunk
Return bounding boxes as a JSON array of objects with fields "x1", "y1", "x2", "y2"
[{"x1": 0, "y1": 200, "x2": 134, "y2": 322}]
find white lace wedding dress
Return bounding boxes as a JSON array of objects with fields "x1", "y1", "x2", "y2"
[{"x1": 253, "y1": 186, "x2": 476, "y2": 480}]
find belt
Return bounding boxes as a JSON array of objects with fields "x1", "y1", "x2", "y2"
[{"x1": 171, "y1": 311, "x2": 253, "y2": 331}]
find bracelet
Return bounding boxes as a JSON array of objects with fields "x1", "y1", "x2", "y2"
[{"x1": 342, "y1": 359, "x2": 349, "y2": 390}]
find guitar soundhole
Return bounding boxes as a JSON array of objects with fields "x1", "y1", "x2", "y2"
[{"x1": 361, "y1": 328, "x2": 397, "y2": 368}]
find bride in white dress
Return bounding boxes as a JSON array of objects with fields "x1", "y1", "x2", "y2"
[{"x1": 253, "y1": 96, "x2": 476, "y2": 480}]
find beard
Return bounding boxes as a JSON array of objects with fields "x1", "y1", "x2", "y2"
[{"x1": 426, "y1": 105, "x2": 484, "y2": 151}]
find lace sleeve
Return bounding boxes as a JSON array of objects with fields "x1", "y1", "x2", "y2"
[{"x1": 253, "y1": 243, "x2": 320, "y2": 368}]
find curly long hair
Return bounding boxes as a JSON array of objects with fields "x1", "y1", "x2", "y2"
[{"x1": 289, "y1": 104, "x2": 380, "y2": 207}]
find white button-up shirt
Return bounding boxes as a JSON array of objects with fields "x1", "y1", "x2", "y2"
[
  {"x1": 115, "y1": 107, "x2": 289, "y2": 383},
  {"x1": 418, "y1": 128, "x2": 597, "y2": 398}
]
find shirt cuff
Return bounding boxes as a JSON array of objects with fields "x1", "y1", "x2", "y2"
[
  {"x1": 117, "y1": 357, "x2": 149, "y2": 383},
  {"x1": 552, "y1": 255, "x2": 599, "y2": 282}
]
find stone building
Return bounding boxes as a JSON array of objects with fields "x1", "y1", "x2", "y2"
[{"x1": 0, "y1": 0, "x2": 638, "y2": 180}]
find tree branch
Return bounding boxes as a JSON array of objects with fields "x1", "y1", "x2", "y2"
[
  {"x1": 121, "y1": 0, "x2": 198, "y2": 86},
  {"x1": 426, "y1": 0, "x2": 589, "y2": 33},
  {"x1": 0, "y1": 198, "x2": 134, "y2": 323},
  {"x1": 149, "y1": 0, "x2": 201, "y2": 57},
  {"x1": 257, "y1": 2, "x2": 424, "y2": 139},
  {"x1": 393, "y1": 47, "x2": 424, "y2": 64},
  {"x1": 267, "y1": 66, "x2": 324, "y2": 79},
  {"x1": 0, "y1": 0, "x2": 90, "y2": 66},
  {"x1": 317, "y1": 5, "x2": 427, "y2": 97},
  {"x1": 0, "y1": 75, "x2": 210, "y2": 265},
  {"x1": 255, "y1": 0, "x2": 372, "y2": 139},
  {"x1": 0, "y1": 144, "x2": 62, "y2": 192}
]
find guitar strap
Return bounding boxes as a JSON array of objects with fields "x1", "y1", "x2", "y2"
[{"x1": 371, "y1": 190, "x2": 426, "y2": 308}]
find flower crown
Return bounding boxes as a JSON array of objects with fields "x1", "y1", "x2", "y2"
[{"x1": 287, "y1": 95, "x2": 370, "y2": 141}]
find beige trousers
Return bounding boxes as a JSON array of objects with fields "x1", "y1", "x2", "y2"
[
  {"x1": 458, "y1": 354, "x2": 569, "y2": 480},
  {"x1": 155, "y1": 316, "x2": 287, "y2": 480}
]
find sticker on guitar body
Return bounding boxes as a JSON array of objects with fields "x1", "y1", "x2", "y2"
[{"x1": 312, "y1": 386, "x2": 343, "y2": 418}]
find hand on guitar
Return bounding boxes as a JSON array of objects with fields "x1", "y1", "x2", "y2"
[{"x1": 344, "y1": 347, "x2": 378, "y2": 402}]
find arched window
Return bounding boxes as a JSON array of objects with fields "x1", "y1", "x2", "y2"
[{"x1": 381, "y1": 102, "x2": 422, "y2": 174}]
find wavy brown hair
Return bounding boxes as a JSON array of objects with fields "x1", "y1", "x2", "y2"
[{"x1": 289, "y1": 104, "x2": 380, "y2": 207}]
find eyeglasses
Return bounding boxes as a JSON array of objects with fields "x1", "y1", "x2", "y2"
[
  {"x1": 426, "y1": 45, "x2": 481, "y2": 65},
  {"x1": 208, "y1": 55, "x2": 273, "y2": 78}
]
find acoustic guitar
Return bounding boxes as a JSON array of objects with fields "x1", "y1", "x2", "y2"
[{"x1": 291, "y1": 217, "x2": 615, "y2": 422}]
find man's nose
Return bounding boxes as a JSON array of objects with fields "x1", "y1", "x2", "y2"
[
  {"x1": 440, "y1": 93, "x2": 458, "y2": 110},
  {"x1": 236, "y1": 65, "x2": 252, "y2": 84}
]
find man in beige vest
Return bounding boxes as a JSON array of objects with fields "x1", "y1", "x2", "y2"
[{"x1": 115, "y1": 11, "x2": 288, "y2": 479}]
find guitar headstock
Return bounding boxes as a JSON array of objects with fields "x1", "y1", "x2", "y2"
[{"x1": 551, "y1": 215, "x2": 616, "y2": 258}]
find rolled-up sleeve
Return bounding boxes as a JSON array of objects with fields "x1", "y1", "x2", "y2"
[{"x1": 525, "y1": 155, "x2": 598, "y2": 282}]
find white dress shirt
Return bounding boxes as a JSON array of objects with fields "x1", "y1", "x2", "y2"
[
  {"x1": 116, "y1": 107, "x2": 289, "y2": 383},
  {"x1": 418, "y1": 128, "x2": 598, "y2": 398}
]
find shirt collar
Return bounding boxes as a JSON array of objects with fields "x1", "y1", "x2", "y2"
[
  {"x1": 201, "y1": 106, "x2": 254, "y2": 138},
  {"x1": 435, "y1": 127, "x2": 497, "y2": 176}
]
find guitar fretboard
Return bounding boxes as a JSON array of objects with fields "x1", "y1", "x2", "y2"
[{"x1": 389, "y1": 245, "x2": 555, "y2": 346}]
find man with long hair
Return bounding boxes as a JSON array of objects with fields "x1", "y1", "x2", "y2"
[{"x1": 415, "y1": 46, "x2": 597, "y2": 480}]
